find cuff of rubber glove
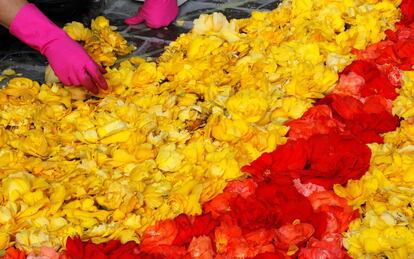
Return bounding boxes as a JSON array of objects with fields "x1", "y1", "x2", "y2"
[{"x1": 9, "y1": 3, "x2": 67, "y2": 55}]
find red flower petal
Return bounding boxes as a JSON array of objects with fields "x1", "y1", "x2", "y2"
[
  {"x1": 102, "y1": 239, "x2": 121, "y2": 254},
  {"x1": 140, "y1": 219, "x2": 178, "y2": 252},
  {"x1": 274, "y1": 223, "x2": 315, "y2": 250},
  {"x1": 65, "y1": 237, "x2": 85, "y2": 259},
  {"x1": 287, "y1": 105, "x2": 344, "y2": 140},
  {"x1": 298, "y1": 234, "x2": 351, "y2": 259},
  {"x1": 270, "y1": 139, "x2": 308, "y2": 174},
  {"x1": 254, "y1": 251, "x2": 287, "y2": 259},
  {"x1": 242, "y1": 152, "x2": 274, "y2": 180},
  {"x1": 401, "y1": 0, "x2": 414, "y2": 24}
]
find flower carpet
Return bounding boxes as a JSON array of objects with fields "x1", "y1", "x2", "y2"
[{"x1": 1, "y1": 0, "x2": 414, "y2": 258}]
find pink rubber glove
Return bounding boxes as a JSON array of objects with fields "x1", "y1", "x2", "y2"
[
  {"x1": 125, "y1": 0, "x2": 179, "y2": 29},
  {"x1": 9, "y1": 4, "x2": 108, "y2": 95}
]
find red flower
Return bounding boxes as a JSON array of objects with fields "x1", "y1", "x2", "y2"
[
  {"x1": 352, "y1": 40, "x2": 396, "y2": 64},
  {"x1": 188, "y1": 236, "x2": 215, "y2": 259},
  {"x1": 333, "y1": 72, "x2": 365, "y2": 98},
  {"x1": 318, "y1": 95, "x2": 399, "y2": 143},
  {"x1": 3, "y1": 247, "x2": 26, "y2": 259},
  {"x1": 214, "y1": 218, "x2": 277, "y2": 258},
  {"x1": 108, "y1": 242, "x2": 141, "y2": 259},
  {"x1": 273, "y1": 223, "x2": 315, "y2": 251},
  {"x1": 244, "y1": 133, "x2": 371, "y2": 189},
  {"x1": 244, "y1": 228, "x2": 276, "y2": 248},
  {"x1": 224, "y1": 179, "x2": 257, "y2": 198},
  {"x1": 192, "y1": 214, "x2": 218, "y2": 239},
  {"x1": 214, "y1": 217, "x2": 243, "y2": 254},
  {"x1": 310, "y1": 211, "x2": 330, "y2": 239},
  {"x1": 140, "y1": 219, "x2": 178, "y2": 252},
  {"x1": 298, "y1": 234, "x2": 351, "y2": 259},
  {"x1": 345, "y1": 111, "x2": 399, "y2": 143},
  {"x1": 102, "y1": 240, "x2": 121, "y2": 254},
  {"x1": 395, "y1": 40, "x2": 414, "y2": 59},
  {"x1": 320, "y1": 94, "x2": 392, "y2": 118},
  {"x1": 397, "y1": 24, "x2": 414, "y2": 40},
  {"x1": 341, "y1": 60, "x2": 398, "y2": 99},
  {"x1": 269, "y1": 140, "x2": 308, "y2": 175},
  {"x1": 255, "y1": 179, "x2": 314, "y2": 226},
  {"x1": 401, "y1": 0, "x2": 414, "y2": 24},
  {"x1": 241, "y1": 152, "x2": 274, "y2": 180},
  {"x1": 173, "y1": 214, "x2": 217, "y2": 245},
  {"x1": 378, "y1": 50, "x2": 402, "y2": 71},
  {"x1": 308, "y1": 191, "x2": 359, "y2": 237},
  {"x1": 244, "y1": 228, "x2": 277, "y2": 255},
  {"x1": 286, "y1": 105, "x2": 344, "y2": 140},
  {"x1": 64, "y1": 237, "x2": 142, "y2": 259},
  {"x1": 355, "y1": 26, "x2": 414, "y2": 70},
  {"x1": 172, "y1": 215, "x2": 194, "y2": 246},
  {"x1": 302, "y1": 134, "x2": 371, "y2": 188},
  {"x1": 254, "y1": 252, "x2": 287, "y2": 259},
  {"x1": 230, "y1": 194, "x2": 279, "y2": 230},
  {"x1": 65, "y1": 237, "x2": 85, "y2": 259},
  {"x1": 363, "y1": 95, "x2": 392, "y2": 113},
  {"x1": 203, "y1": 192, "x2": 235, "y2": 219},
  {"x1": 139, "y1": 246, "x2": 189, "y2": 259},
  {"x1": 325, "y1": 95, "x2": 364, "y2": 120},
  {"x1": 83, "y1": 242, "x2": 107, "y2": 259}
]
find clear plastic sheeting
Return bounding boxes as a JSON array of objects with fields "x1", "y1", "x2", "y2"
[{"x1": 0, "y1": 0, "x2": 279, "y2": 86}]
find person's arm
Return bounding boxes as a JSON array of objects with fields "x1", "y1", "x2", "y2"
[
  {"x1": 0, "y1": 0, "x2": 27, "y2": 28},
  {"x1": 0, "y1": 1, "x2": 108, "y2": 94}
]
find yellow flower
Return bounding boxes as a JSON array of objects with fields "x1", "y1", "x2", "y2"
[
  {"x1": 0, "y1": 230, "x2": 10, "y2": 250},
  {"x1": 2, "y1": 68, "x2": 16, "y2": 76},
  {"x1": 187, "y1": 36, "x2": 224, "y2": 60},
  {"x1": 193, "y1": 12, "x2": 240, "y2": 42},
  {"x1": 334, "y1": 176, "x2": 378, "y2": 208},
  {"x1": 211, "y1": 116, "x2": 251, "y2": 143},
  {"x1": 10, "y1": 130, "x2": 50, "y2": 157},
  {"x1": 64, "y1": 16, "x2": 135, "y2": 67},
  {"x1": 63, "y1": 21, "x2": 92, "y2": 42},
  {"x1": 226, "y1": 89, "x2": 269, "y2": 123},
  {"x1": 91, "y1": 16, "x2": 110, "y2": 30},
  {"x1": 132, "y1": 62, "x2": 164, "y2": 87},
  {"x1": 97, "y1": 120, "x2": 128, "y2": 138},
  {"x1": 206, "y1": 150, "x2": 242, "y2": 179},
  {"x1": 2, "y1": 174, "x2": 32, "y2": 202},
  {"x1": 156, "y1": 144, "x2": 184, "y2": 172},
  {"x1": 271, "y1": 97, "x2": 313, "y2": 122},
  {"x1": 393, "y1": 72, "x2": 414, "y2": 119},
  {"x1": 2, "y1": 78, "x2": 39, "y2": 105},
  {"x1": 0, "y1": 207, "x2": 13, "y2": 224}
]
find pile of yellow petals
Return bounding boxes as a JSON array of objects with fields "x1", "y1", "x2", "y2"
[
  {"x1": 0, "y1": 0, "x2": 401, "y2": 253},
  {"x1": 0, "y1": 69, "x2": 19, "y2": 84},
  {"x1": 335, "y1": 71, "x2": 414, "y2": 258},
  {"x1": 64, "y1": 16, "x2": 136, "y2": 67}
]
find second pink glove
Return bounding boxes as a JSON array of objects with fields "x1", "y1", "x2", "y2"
[{"x1": 125, "y1": 0, "x2": 179, "y2": 29}]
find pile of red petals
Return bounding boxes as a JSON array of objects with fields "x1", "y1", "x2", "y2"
[{"x1": 61, "y1": 239, "x2": 142, "y2": 259}]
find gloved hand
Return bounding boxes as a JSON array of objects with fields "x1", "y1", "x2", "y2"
[
  {"x1": 9, "y1": 4, "x2": 107, "y2": 95},
  {"x1": 125, "y1": 0, "x2": 179, "y2": 29}
]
